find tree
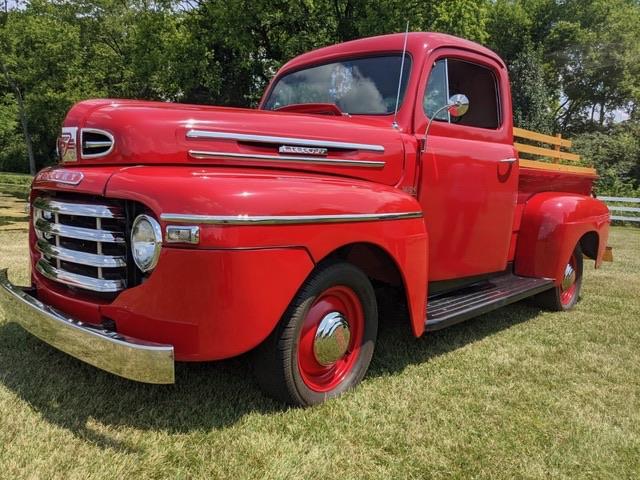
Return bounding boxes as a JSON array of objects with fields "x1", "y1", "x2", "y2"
[
  {"x1": 0, "y1": 1, "x2": 93, "y2": 172},
  {"x1": 488, "y1": 0, "x2": 640, "y2": 133},
  {"x1": 508, "y1": 45, "x2": 554, "y2": 133},
  {"x1": 0, "y1": 57, "x2": 35, "y2": 174},
  {"x1": 0, "y1": 0, "x2": 638, "y2": 175},
  {"x1": 547, "y1": 0, "x2": 640, "y2": 131},
  {"x1": 574, "y1": 120, "x2": 640, "y2": 195}
]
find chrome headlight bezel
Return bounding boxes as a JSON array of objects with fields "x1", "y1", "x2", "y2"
[{"x1": 131, "y1": 214, "x2": 162, "y2": 273}]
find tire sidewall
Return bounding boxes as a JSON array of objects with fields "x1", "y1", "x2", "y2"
[
  {"x1": 557, "y1": 245, "x2": 584, "y2": 310},
  {"x1": 288, "y1": 263, "x2": 377, "y2": 405}
]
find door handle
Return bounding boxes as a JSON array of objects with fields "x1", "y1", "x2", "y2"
[{"x1": 499, "y1": 157, "x2": 517, "y2": 163}]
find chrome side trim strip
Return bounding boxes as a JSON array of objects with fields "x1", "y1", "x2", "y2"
[
  {"x1": 36, "y1": 239, "x2": 127, "y2": 268},
  {"x1": 186, "y1": 129, "x2": 385, "y2": 153},
  {"x1": 33, "y1": 197, "x2": 124, "y2": 219},
  {"x1": 0, "y1": 268, "x2": 174, "y2": 384},
  {"x1": 36, "y1": 259, "x2": 126, "y2": 292},
  {"x1": 188, "y1": 150, "x2": 385, "y2": 168},
  {"x1": 35, "y1": 218, "x2": 125, "y2": 243},
  {"x1": 160, "y1": 211, "x2": 423, "y2": 225}
]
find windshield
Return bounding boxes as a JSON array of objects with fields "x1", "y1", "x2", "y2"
[{"x1": 263, "y1": 55, "x2": 412, "y2": 115}]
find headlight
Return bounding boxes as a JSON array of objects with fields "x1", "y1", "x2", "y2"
[{"x1": 131, "y1": 214, "x2": 162, "y2": 272}]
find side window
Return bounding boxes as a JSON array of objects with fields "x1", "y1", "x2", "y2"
[{"x1": 423, "y1": 58, "x2": 501, "y2": 129}]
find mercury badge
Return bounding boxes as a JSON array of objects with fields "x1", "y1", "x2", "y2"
[
  {"x1": 279, "y1": 145, "x2": 328, "y2": 156},
  {"x1": 57, "y1": 126, "x2": 78, "y2": 162},
  {"x1": 36, "y1": 168, "x2": 84, "y2": 186}
]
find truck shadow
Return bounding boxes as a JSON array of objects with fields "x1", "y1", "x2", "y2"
[{"x1": 0, "y1": 301, "x2": 543, "y2": 452}]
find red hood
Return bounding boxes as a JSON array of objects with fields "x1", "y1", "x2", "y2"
[{"x1": 61, "y1": 99, "x2": 405, "y2": 186}]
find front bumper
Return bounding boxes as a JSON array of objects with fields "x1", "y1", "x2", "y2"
[{"x1": 0, "y1": 268, "x2": 174, "y2": 384}]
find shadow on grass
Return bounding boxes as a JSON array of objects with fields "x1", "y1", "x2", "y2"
[
  {"x1": 0, "y1": 299, "x2": 543, "y2": 451},
  {"x1": 0, "y1": 215, "x2": 29, "y2": 227}
]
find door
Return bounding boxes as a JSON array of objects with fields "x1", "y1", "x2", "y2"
[{"x1": 415, "y1": 49, "x2": 518, "y2": 281}]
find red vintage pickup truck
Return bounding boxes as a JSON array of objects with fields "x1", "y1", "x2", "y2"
[{"x1": 0, "y1": 32, "x2": 610, "y2": 406}]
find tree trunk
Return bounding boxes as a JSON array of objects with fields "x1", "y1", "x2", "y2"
[
  {"x1": 598, "y1": 102, "x2": 606, "y2": 127},
  {"x1": 0, "y1": 59, "x2": 36, "y2": 175}
]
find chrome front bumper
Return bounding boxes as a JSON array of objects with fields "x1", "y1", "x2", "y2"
[{"x1": 0, "y1": 268, "x2": 174, "y2": 384}]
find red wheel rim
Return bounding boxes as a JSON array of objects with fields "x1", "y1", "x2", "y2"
[
  {"x1": 297, "y1": 286, "x2": 365, "y2": 392},
  {"x1": 560, "y1": 253, "x2": 578, "y2": 306}
]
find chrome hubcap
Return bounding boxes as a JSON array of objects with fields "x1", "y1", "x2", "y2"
[
  {"x1": 562, "y1": 263, "x2": 576, "y2": 291},
  {"x1": 313, "y1": 311, "x2": 351, "y2": 366}
]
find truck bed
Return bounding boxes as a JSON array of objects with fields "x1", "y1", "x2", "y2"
[{"x1": 518, "y1": 163, "x2": 596, "y2": 204}]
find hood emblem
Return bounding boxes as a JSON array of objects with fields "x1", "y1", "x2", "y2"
[
  {"x1": 279, "y1": 145, "x2": 328, "y2": 156},
  {"x1": 36, "y1": 168, "x2": 84, "y2": 186},
  {"x1": 57, "y1": 126, "x2": 78, "y2": 162}
]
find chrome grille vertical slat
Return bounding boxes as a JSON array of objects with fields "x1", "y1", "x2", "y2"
[
  {"x1": 33, "y1": 196, "x2": 127, "y2": 293},
  {"x1": 54, "y1": 212, "x2": 61, "y2": 270},
  {"x1": 96, "y1": 217, "x2": 103, "y2": 280}
]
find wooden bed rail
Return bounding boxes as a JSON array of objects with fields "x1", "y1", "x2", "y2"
[{"x1": 513, "y1": 127, "x2": 597, "y2": 176}]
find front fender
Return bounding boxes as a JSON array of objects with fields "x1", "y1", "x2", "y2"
[
  {"x1": 515, "y1": 192, "x2": 610, "y2": 285},
  {"x1": 106, "y1": 166, "x2": 428, "y2": 341}
]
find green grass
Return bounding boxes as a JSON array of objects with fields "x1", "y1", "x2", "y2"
[
  {"x1": 0, "y1": 172, "x2": 32, "y2": 186},
  {"x1": 0, "y1": 211, "x2": 638, "y2": 478},
  {"x1": 0, "y1": 172, "x2": 32, "y2": 201}
]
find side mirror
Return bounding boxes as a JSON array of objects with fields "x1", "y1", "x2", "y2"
[
  {"x1": 447, "y1": 94, "x2": 469, "y2": 118},
  {"x1": 421, "y1": 94, "x2": 470, "y2": 153}
]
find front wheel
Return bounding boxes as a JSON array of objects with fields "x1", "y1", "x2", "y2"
[
  {"x1": 533, "y1": 245, "x2": 584, "y2": 311},
  {"x1": 253, "y1": 262, "x2": 378, "y2": 406}
]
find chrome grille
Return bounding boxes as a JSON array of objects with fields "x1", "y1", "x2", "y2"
[
  {"x1": 33, "y1": 196, "x2": 127, "y2": 293},
  {"x1": 81, "y1": 129, "x2": 114, "y2": 158}
]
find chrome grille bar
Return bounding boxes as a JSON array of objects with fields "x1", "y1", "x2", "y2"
[
  {"x1": 35, "y1": 218, "x2": 125, "y2": 243},
  {"x1": 33, "y1": 196, "x2": 127, "y2": 293},
  {"x1": 36, "y1": 239, "x2": 126, "y2": 268},
  {"x1": 33, "y1": 197, "x2": 124, "y2": 219},
  {"x1": 36, "y1": 259, "x2": 126, "y2": 293}
]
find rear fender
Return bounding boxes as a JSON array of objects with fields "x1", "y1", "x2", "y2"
[{"x1": 515, "y1": 192, "x2": 610, "y2": 285}]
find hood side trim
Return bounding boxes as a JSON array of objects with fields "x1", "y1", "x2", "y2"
[
  {"x1": 186, "y1": 129, "x2": 385, "y2": 153},
  {"x1": 188, "y1": 150, "x2": 385, "y2": 168}
]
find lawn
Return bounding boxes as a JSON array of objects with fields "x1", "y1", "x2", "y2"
[
  {"x1": 0, "y1": 172, "x2": 31, "y2": 202},
  {"x1": 0, "y1": 190, "x2": 638, "y2": 479}
]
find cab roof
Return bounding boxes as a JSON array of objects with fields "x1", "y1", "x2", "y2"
[{"x1": 280, "y1": 32, "x2": 505, "y2": 73}]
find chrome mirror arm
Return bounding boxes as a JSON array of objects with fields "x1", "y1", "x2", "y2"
[
  {"x1": 422, "y1": 103, "x2": 452, "y2": 153},
  {"x1": 421, "y1": 94, "x2": 469, "y2": 153}
]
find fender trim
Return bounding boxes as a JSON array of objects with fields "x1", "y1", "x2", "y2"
[{"x1": 160, "y1": 211, "x2": 423, "y2": 225}]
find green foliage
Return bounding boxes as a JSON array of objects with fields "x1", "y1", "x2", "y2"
[
  {"x1": 573, "y1": 120, "x2": 640, "y2": 196},
  {"x1": 355, "y1": 0, "x2": 490, "y2": 43},
  {"x1": 507, "y1": 45, "x2": 554, "y2": 133},
  {"x1": 546, "y1": 0, "x2": 640, "y2": 130},
  {"x1": 0, "y1": 172, "x2": 32, "y2": 186},
  {"x1": 488, "y1": 0, "x2": 640, "y2": 133},
  {"x1": 0, "y1": 94, "x2": 26, "y2": 172},
  {"x1": 0, "y1": 0, "x2": 638, "y2": 198}
]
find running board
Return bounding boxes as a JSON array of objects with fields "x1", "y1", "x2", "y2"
[{"x1": 425, "y1": 274, "x2": 553, "y2": 331}]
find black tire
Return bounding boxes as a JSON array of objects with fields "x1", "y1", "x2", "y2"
[
  {"x1": 533, "y1": 244, "x2": 583, "y2": 311},
  {"x1": 253, "y1": 262, "x2": 378, "y2": 406}
]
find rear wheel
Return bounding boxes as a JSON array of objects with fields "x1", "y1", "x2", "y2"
[
  {"x1": 534, "y1": 245, "x2": 583, "y2": 311},
  {"x1": 254, "y1": 262, "x2": 377, "y2": 406}
]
